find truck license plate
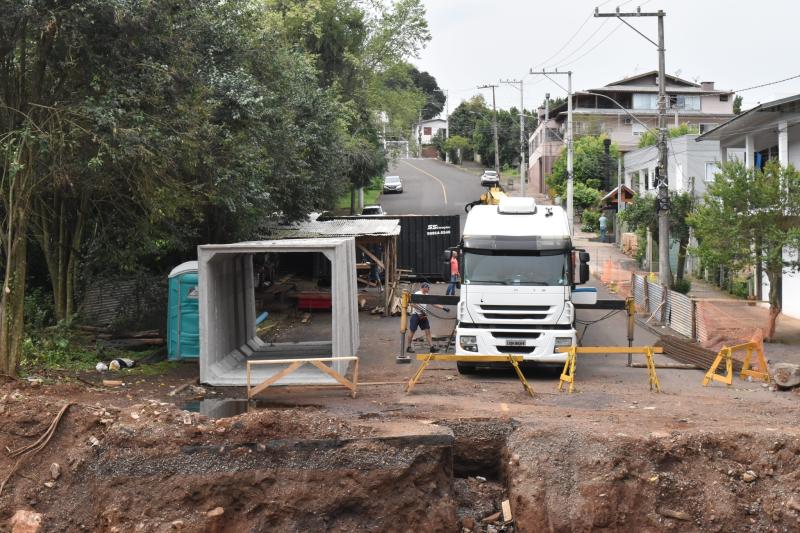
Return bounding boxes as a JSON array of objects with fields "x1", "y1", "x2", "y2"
[{"x1": 506, "y1": 339, "x2": 527, "y2": 347}]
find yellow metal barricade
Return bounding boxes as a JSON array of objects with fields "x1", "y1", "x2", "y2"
[
  {"x1": 556, "y1": 346, "x2": 664, "y2": 393},
  {"x1": 703, "y1": 341, "x2": 769, "y2": 387},
  {"x1": 405, "y1": 354, "x2": 533, "y2": 396}
]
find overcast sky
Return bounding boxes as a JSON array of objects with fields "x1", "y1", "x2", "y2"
[{"x1": 415, "y1": 0, "x2": 799, "y2": 115}]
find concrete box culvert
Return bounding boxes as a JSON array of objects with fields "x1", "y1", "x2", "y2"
[{"x1": 198, "y1": 238, "x2": 359, "y2": 386}]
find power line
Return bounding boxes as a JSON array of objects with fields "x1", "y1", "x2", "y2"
[
  {"x1": 560, "y1": 21, "x2": 623, "y2": 69},
  {"x1": 528, "y1": 0, "x2": 618, "y2": 72},
  {"x1": 732, "y1": 74, "x2": 800, "y2": 94}
]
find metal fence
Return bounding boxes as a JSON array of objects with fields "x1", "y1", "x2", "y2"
[
  {"x1": 632, "y1": 274, "x2": 695, "y2": 340},
  {"x1": 631, "y1": 274, "x2": 767, "y2": 346}
]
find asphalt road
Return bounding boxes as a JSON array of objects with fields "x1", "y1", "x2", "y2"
[{"x1": 380, "y1": 158, "x2": 486, "y2": 228}]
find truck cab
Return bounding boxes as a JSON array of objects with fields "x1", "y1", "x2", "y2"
[{"x1": 455, "y1": 197, "x2": 594, "y2": 373}]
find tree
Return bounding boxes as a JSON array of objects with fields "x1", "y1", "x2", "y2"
[
  {"x1": 620, "y1": 192, "x2": 694, "y2": 284},
  {"x1": 443, "y1": 135, "x2": 471, "y2": 164},
  {"x1": 409, "y1": 67, "x2": 445, "y2": 119},
  {"x1": 690, "y1": 161, "x2": 800, "y2": 339},
  {"x1": 547, "y1": 135, "x2": 619, "y2": 198},
  {"x1": 638, "y1": 123, "x2": 699, "y2": 148},
  {"x1": 449, "y1": 96, "x2": 489, "y2": 140},
  {"x1": 733, "y1": 95, "x2": 743, "y2": 115}
]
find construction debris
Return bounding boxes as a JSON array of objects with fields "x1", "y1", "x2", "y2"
[{"x1": 770, "y1": 362, "x2": 800, "y2": 388}]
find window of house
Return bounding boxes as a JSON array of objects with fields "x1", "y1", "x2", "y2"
[
  {"x1": 631, "y1": 123, "x2": 647, "y2": 136},
  {"x1": 699, "y1": 123, "x2": 718, "y2": 134},
  {"x1": 705, "y1": 162, "x2": 720, "y2": 182},
  {"x1": 719, "y1": 94, "x2": 729, "y2": 102},
  {"x1": 423, "y1": 127, "x2": 432, "y2": 135},
  {"x1": 633, "y1": 93, "x2": 658, "y2": 110},
  {"x1": 670, "y1": 94, "x2": 701, "y2": 111}
]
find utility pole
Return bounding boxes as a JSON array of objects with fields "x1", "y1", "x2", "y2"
[
  {"x1": 478, "y1": 84, "x2": 500, "y2": 174},
  {"x1": 529, "y1": 70, "x2": 573, "y2": 234},
  {"x1": 500, "y1": 78, "x2": 526, "y2": 194},
  {"x1": 595, "y1": 7, "x2": 671, "y2": 286},
  {"x1": 445, "y1": 89, "x2": 450, "y2": 163}
]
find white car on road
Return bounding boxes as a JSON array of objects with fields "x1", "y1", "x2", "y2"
[
  {"x1": 480, "y1": 169, "x2": 500, "y2": 187},
  {"x1": 383, "y1": 175, "x2": 403, "y2": 193}
]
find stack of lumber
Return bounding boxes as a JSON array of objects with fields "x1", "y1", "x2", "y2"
[
  {"x1": 79, "y1": 326, "x2": 164, "y2": 350},
  {"x1": 657, "y1": 335, "x2": 742, "y2": 372}
]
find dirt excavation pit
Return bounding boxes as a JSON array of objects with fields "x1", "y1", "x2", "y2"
[{"x1": 3, "y1": 383, "x2": 800, "y2": 532}]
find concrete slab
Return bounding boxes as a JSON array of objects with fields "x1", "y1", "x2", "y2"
[{"x1": 198, "y1": 238, "x2": 359, "y2": 386}]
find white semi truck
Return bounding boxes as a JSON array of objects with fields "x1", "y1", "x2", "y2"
[{"x1": 455, "y1": 196, "x2": 596, "y2": 373}]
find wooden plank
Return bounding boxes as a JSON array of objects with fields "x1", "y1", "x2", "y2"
[
  {"x1": 630, "y1": 362, "x2": 699, "y2": 369},
  {"x1": 249, "y1": 361, "x2": 303, "y2": 397},
  {"x1": 556, "y1": 346, "x2": 664, "y2": 354},
  {"x1": 502, "y1": 500, "x2": 513, "y2": 523},
  {"x1": 248, "y1": 356, "x2": 357, "y2": 365},
  {"x1": 357, "y1": 244, "x2": 385, "y2": 271},
  {"x1": 310, "y1": 360, "x2": 356, "y2": 395},
  {"x1": 414, "y1": 354, "x2": 524, "y2": 362}
]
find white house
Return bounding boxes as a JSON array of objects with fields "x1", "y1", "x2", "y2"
[
  {"x1": 413, "y1": 118, "x2": 447, "y2": 145},
  {"x1": 623, "y1": 134, "x2": 744, "y2": 199},
  {"x1": 696, "y1": 94, "x2": 800, "y2": 319}
]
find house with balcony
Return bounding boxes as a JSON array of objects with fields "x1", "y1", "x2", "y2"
[{"x1": 527, "y1": 71, "x2": 736, "y2": 196}]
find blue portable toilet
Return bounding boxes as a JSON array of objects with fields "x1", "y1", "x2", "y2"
[{"x1": 167, "y1": 261, "x2": 200, "y2": 360}]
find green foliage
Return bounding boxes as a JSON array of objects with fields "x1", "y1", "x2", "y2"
[
  {"x1": 620, "y1": 195, "x2": 658, "y2": 235},
  {"x1": 673, "y1": 277, "x2": 692, "y2": 294},
  {"x1": 547, "y1": 135, "x2": 619, "y2": 198},
  {"x1": 21, "y1": 324, "x2": 97, "y2": 372},
  {"x1": 581, "y1": 209, "x2": 600, "y2": 232},
  {"x1": 730, "y1": 278, "x2": 749, "y2": 299},
  {"x1": 638, "y1": 123, "x2": 699, "y2": 148},
  {"x1": 443, "y1": 135, "x2": 471, "y2": 163},
  {"x1": 733, "y1": 95, "x2": 743, "y2": 115},
  {"x1": 449, "y1": 96, "x2": 489, "y2": 139},
  {"x1": 573, "y1": 182, "x2": 602, "y2": 211},
  {"x1": 690, "y1": 160, "x2": 800, "y2": 316}
]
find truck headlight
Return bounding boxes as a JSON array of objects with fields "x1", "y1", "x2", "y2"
[
  {"x1": 554, "y1": 337, "x2": 573, "y2": 347},
  {"x1": 563, "y1": 302, "x2": 574, "y2": 324},
  {"x1": 459, "y1": 335, "x2": 478, "y2": 352}
]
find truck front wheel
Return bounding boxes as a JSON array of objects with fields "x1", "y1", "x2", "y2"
[{"x1": 457, "y1": 362, "x2": 477, "y2": 375}]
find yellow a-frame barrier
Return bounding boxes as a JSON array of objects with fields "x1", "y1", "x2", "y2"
[
  {"x1": 703, "y1": 342, "x2": 769, "y2": 387},
  {"x1": 405, "y1": 354, "x2": 533, "y2": 396},
  {"x1": 556, "y1": 346, "x2": 664, "y2": 393}
]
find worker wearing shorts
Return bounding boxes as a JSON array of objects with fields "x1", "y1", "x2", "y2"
[{"x1": 405, "y1": 282, "x2": 441, "y2": 353}]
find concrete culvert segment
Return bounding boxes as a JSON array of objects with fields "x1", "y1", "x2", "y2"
[{"x1": 197, "y1": 238, "x2": 359, "y2": 387}]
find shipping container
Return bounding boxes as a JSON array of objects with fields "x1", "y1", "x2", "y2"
[{"x1": 334, "y1": 214, "x2": 461, "y2": 281}]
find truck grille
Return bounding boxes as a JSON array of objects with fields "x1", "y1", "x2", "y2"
[
  {"x1": 483, "y1": 312, "x2": 547, "y2": 320},
  {"x1": 479, "y1": 305, "x2": 550, "y2": 311},
  {"x1": 478, "y1": 304, "x2": 552, "y2": 321},
  {"x1": 490, "y1": 332, "x2": 541, "y2": 339}
]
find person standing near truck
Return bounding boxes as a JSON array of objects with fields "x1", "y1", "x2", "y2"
[
  {"x1": 446, "y1": 250, "x2": 459, "y2": 295},
  {"x1": 405, "y1": 282, "x2": 449, "y2": 354}
]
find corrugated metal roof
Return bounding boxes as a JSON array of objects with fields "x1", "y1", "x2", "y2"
[{"x1": 263, "y1": 213, "x2": 400, "y2": 239}]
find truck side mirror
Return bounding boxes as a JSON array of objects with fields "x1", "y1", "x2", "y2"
[
  {"x1": 579, "y1": 263, "x2": 590, "y2": 284},
  {"x1": 577, "y1": 251, "x2": 590, "y2": 284}
]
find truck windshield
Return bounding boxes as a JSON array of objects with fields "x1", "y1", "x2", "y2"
[{"x1": 463, "y1": 250, "x2": 569, "y2": 286}]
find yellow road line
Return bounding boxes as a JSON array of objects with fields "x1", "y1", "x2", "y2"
[{"x1": 400, "y1": 159, "x2": 448, "y2": 206}]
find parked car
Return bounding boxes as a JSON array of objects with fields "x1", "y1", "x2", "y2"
[
  {"x1": 383, "y1": 175, "x2": 403, "y2": 193},
  {"x1": 480, "y1": 169, "x2": 500, "y2": 187},
  {"x1": 361, "y1": 205, "x2": 386, "y2": 216}
]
